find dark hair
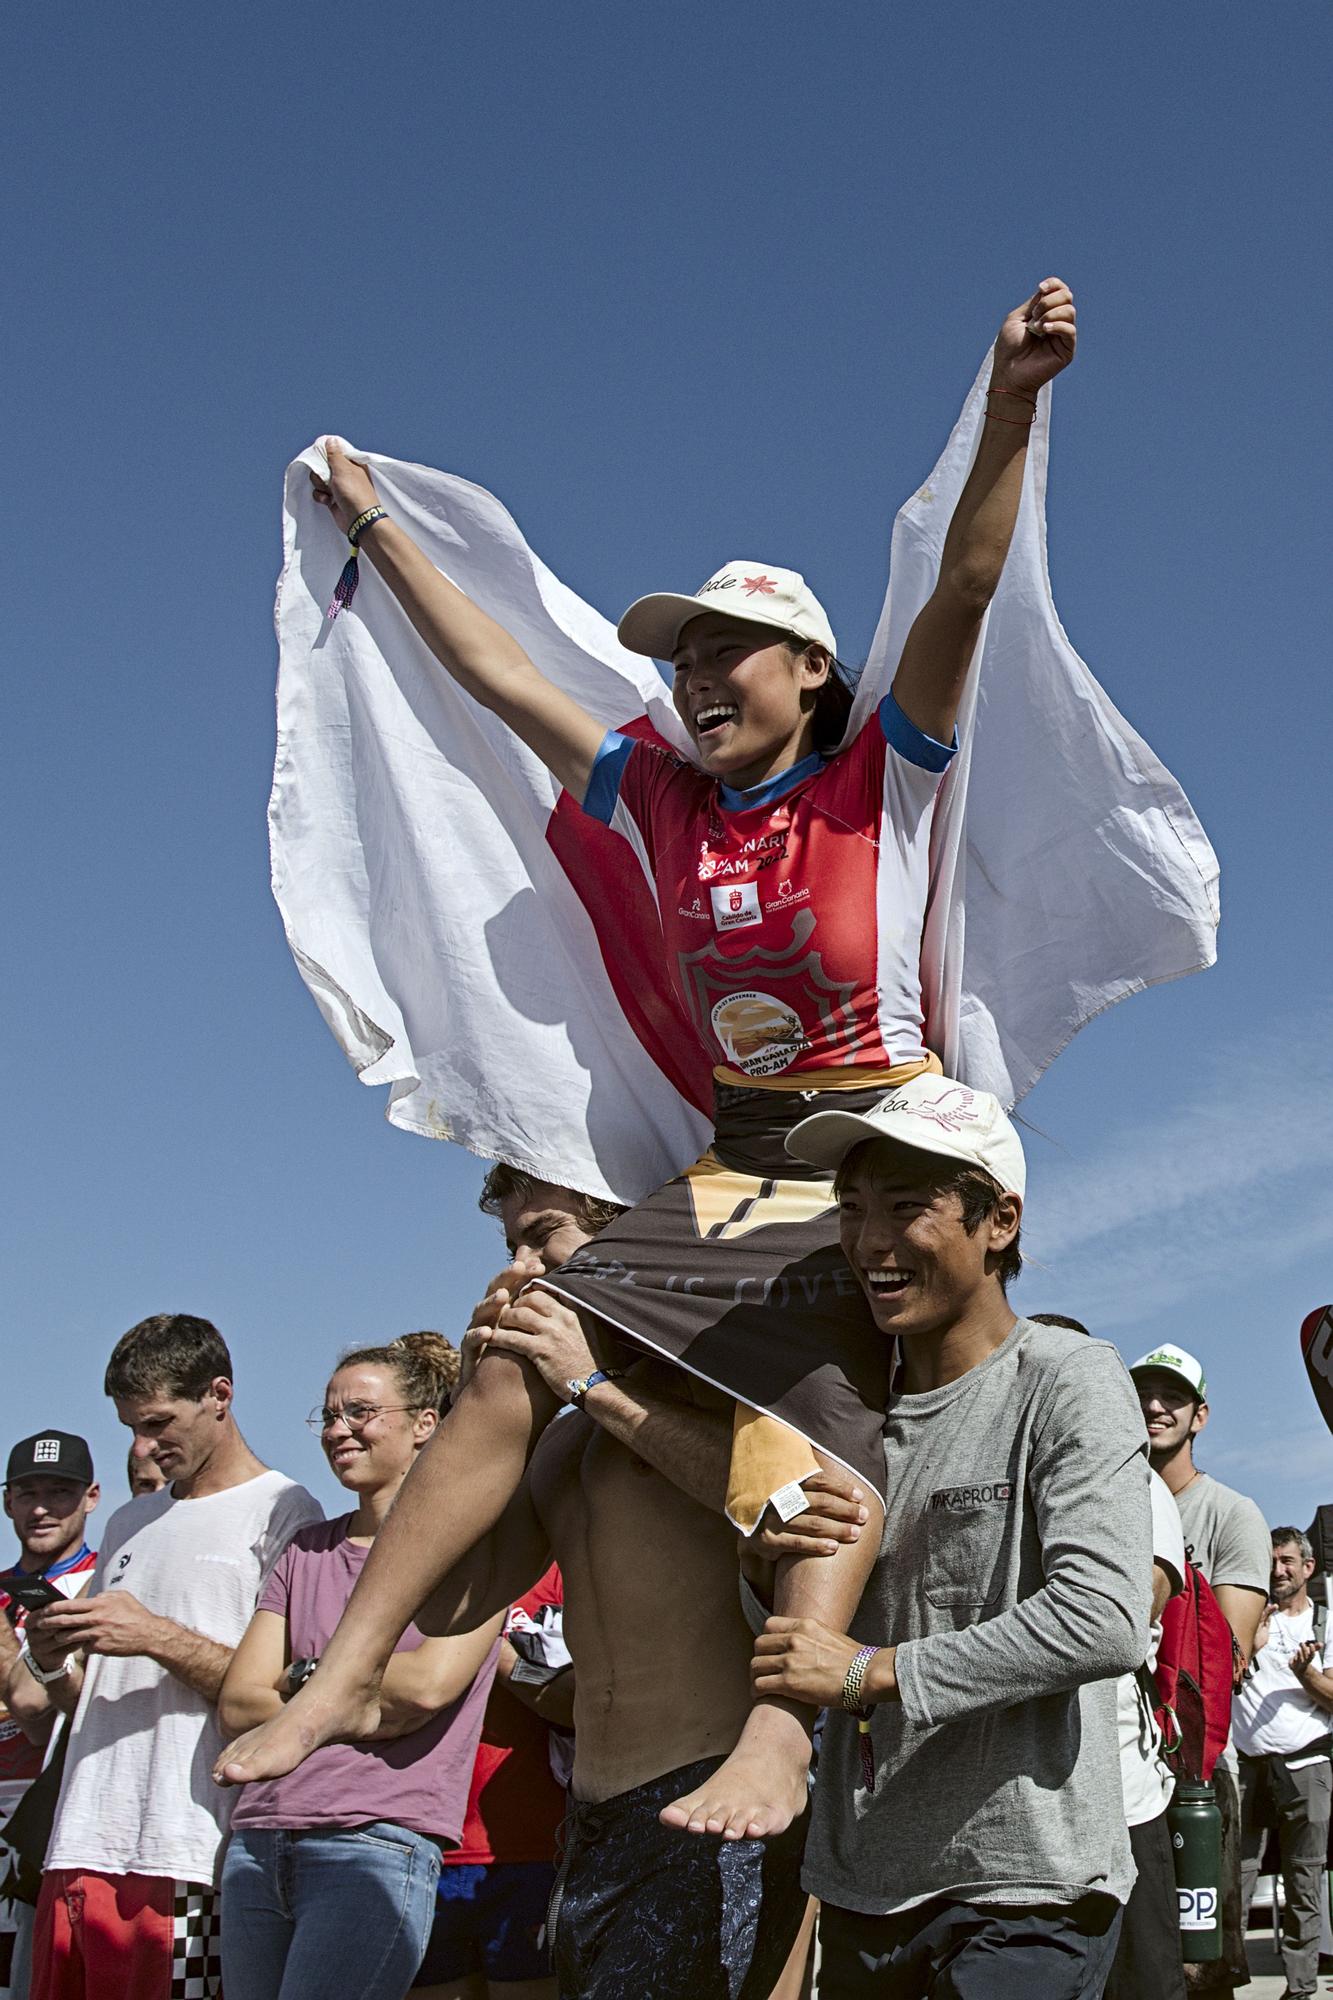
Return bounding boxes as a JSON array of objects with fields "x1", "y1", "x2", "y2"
[
  {"x1": 784, "y1": 636, "x2": 857, "y2": 754},
  {"x1": 1271, "y1": 1526, "x2": 1313, "y2": 1561},
  {"x1": 834, "y1": 1148, "x2": 1023, "y2": 1292},
  {"x1": 334, "y1": 1330, "x2": 459, "y2": 1415},
  {"x1": 478, "y1": 1163, "x2": 626, "y2": 1239},
  {"x1": 1029, "y1": 1313, "x2": 1090, "y2": 1336},
  {"x1": 104, "y1": 1314, "x2": 233, "y2": 1402}
]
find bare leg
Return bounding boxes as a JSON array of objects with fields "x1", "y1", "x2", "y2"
[
  {"x1": 766, "y1": 1896, "x2": 818, "y2": 2000},
  {"x1": 216, "y1": 1354, "x2": 557, "y2": 1785},
  {"x1": 661, "y1": 1485, "x2": 881, "y2": 1840}
]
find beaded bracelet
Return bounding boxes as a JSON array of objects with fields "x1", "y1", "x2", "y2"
[
  {"x1": 842, "y1": 1644, "x2": 879, "y2": 1793},
  {"x1": 328, "y1": 507, "x2": 389, "y2": 621}
]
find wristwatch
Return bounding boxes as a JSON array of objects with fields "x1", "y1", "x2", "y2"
[
  {"x1": 19, "y1": 1643, "x2": 75, "y2": 1686},
  {"x1": 565, "y1": 1368, "x2": 624, "y2": 1408},
  {"x1": 281, "y1": 1657, "x2": 319, "y2": 1700}
]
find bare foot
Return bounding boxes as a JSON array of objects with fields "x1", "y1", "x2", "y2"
[
  {"x1": 212, "y1": 1678, "x2": 382, "y2": 1788},
  {"x1": 659, "y1": 1703, "x2": 811, "y2": 1840}
]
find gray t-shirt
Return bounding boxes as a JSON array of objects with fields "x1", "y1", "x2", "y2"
[
  {"x1": 1174, "y1": 1473, "x2": 1269, "y2": 1593},
  {"x1": 1173, "y1": 1470, "x2": 1269, "y2": 1771},
  {"x1": 805, "y1": 1319, "x2": 1151, "y2": 1917}
]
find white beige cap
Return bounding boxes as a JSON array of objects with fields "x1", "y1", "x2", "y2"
[
  {"x1": 618, "y1": 561, "x2": 837, "y2": 662},
  {"x1": 786, "y1": 1073, "x2": 1026, "y2": 1199},
  {"x1": 1128, "y1": 1343, "x2": 1208, "y2": 1400}
]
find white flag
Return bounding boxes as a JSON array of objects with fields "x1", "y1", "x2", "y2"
[{"x1": 269, "y1": 363, "x2": 1219, "y2": 1204}]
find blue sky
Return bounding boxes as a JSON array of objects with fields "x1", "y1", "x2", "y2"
[{"x1": 7, "y1": 3, "x2": 1331, "y2": 1533}]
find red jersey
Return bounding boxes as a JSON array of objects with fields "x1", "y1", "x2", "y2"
[
  {"x1": 582, "y1": 694, "x2": 953, "y2": 1085},
  {"x1": 443, "y1": 1566, "x2": 568, "y2": 1868},
  {"x1": 0, "y1": 1543, "x2": 98, "y2": 1804}
]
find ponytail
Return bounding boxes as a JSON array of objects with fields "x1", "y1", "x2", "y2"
[{"x1": 335, "y1": 1330, "x2": 459, "y2": 1414}]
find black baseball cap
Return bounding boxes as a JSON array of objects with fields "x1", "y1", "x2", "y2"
[{"x1": 5, "y1": 1431, "x2": 95, "y2": 1487}]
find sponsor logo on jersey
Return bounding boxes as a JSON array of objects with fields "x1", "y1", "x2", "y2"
[
  {"x1": 676, "y1": 895, "x2": 710, "y2": 921},
  {"x1": 710, "y1": 990, "x2": 809, "y2": 1076},
  {"x1": 929, "y1": 1482, "x2": 1013, "y2": 1512},
  {"x1": 710, "y1": 881, "x2": 762, "y2": 932},
  {"x1": 766, "y1": 877, "x2": 811, "y2": 912},
  {"x1": 697, "y1": 829, "x2": 788, "y2": 882}
]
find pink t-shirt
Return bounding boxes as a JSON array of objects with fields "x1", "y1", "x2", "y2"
[{"x1": 229, "y1": 1515, "x2": 499, "y2": 1843}]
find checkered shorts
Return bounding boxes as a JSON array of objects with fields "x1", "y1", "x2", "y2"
[{"x1": 171, "y1": 1883, "x2": 221, "y2": 2000}]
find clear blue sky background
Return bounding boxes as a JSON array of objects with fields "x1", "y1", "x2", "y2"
[{"x1": 7, "y1": 4, "x2": 1331, "y2": 1532}]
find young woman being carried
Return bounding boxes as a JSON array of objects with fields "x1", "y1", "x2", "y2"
[{"x1": 217, "y1": 280, "x2": 1077, "y2": 1842}]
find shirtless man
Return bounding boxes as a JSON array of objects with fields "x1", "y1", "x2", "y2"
[{"x1": 222, "y1": 1172, "x2": 862, "y2": 1996}]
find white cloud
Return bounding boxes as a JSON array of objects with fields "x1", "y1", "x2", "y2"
[{"x1": 1021, "y1": 1029, "x2": 1333, "y2": 1330}]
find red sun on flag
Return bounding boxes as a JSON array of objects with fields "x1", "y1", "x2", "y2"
[{"x1": 742, "y1": 574, "x2": 777, "y2": 597}]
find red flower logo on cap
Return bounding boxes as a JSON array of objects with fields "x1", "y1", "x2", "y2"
[{"x1": 742, "y1": 574, "x2": 777, "y2": 596}]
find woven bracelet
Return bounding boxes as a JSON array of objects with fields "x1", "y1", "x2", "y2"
[
  {"x1": 842, "y1": 1645, "x2": 879, "y2": 1793},
  {"x1": 328, "y1": 508, "x2": 389, "y2": 621}
]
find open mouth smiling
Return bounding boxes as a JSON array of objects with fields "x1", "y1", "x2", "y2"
[
  {"x1": 865, "y1": 1268, "x2": 914, "y2": 1301},
  {"x1": 693, "y1": 702, "x2": 738, "y2": 739}
]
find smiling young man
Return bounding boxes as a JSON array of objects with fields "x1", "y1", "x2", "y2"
[
  {"x1": 7, "y1": 1315, "x2": 321, "y2": 2000},
  {"x1": 0, "y1": 1434, "x2": 100, "y2": 1999},
  {"x1": 749, "y1": 1075, "x2": 1152, "y2": 1998}
]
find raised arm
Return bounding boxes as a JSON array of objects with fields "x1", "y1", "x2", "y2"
[
  {"x1": 891, "y1": 278, "x2": 1077, "y2": 745},
  {"x1": 314, "y1": 443, "x2": 606, "y2": 800}
]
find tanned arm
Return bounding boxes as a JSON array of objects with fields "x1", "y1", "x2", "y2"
[
  {"x1": 1214, "y1": 1584, "x2": 1266, "y2": 1671},
  {"x1": 218, "y1": 1609, "x2": 288, "y2": 1737},
  {"x1": 24, "y1": 1590, "x2": 233, "y2": 1706},
  {"x1": 371, "y1": 1614, "x2": 506, "y2": 1737},
  {"x1": 892, "y1": 278, "x2": 1077, "y2": 744},
  {"x1": 313, "y1": 446, "x2": 605, "y2": 800},
  {"x1": 494, "y1": 1641, "x2": 577, "y2": 1731}
]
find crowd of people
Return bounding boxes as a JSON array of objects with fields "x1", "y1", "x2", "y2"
[
  {"x1": 4, "y1": 277, "x2": 1294, "y2": 2000},
  {"x1": 2, "y1": 1173, "x2": 1328, "y2": 2000}
]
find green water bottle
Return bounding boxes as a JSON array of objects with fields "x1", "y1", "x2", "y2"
[{"x1": 1168, "y1": 1779, "x2": 1222, "y2": 1962}]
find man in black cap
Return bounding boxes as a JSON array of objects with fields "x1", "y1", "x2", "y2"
[{"x1": 0, "y1": 1432, "x2": 100, "y2": 2000}]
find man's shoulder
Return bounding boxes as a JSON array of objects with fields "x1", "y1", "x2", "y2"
[
  {"x1": 1189, "y1": 1472, "x2": 1266, "y2": 1527},
  {"x1": 98, "y1": 1490, "x2": 172, "y2": 1556},
  {"x1": 1013, "y1": 1320, "x2": 1131, "y2": 1389}
]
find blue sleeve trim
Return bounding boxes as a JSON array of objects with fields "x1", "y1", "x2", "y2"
[
  {"x1": 581, "y1": 730, "x2": 636, "y2": 824},
  {"x1": 878, "y1": 691, "x2": 958, "y2": 773}
]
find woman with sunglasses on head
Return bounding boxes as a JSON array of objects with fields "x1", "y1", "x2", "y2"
[
  {"x1": 217, "y1": 1334, "x2": 504, "y2": 2000},
  {"x1": 220, "y1": 279, "x2": 1077, "y2": 1844}
]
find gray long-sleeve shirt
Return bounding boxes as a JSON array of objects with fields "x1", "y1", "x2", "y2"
[{"x1": 805, "y1": 1318, "x2": 1151, "y2": 1916}]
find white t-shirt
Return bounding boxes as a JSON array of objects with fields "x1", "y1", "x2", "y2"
[
  {"x1": 46, "y1": 1471, "x2": 322, "y2": 1884},
  {"x1": 1232, "y1": 1604, "x2": 1330, "y2": 1762},
  {"x1": 1118, "y1": 1469, "x2": 1187, "y2": 1827}
]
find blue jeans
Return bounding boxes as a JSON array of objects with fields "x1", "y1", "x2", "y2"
[{"x1": 221, "y1": 1821, "x2": 442, "y2": 2000}]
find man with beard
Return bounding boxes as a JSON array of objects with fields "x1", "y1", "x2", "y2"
[{"x1": 1232, "y1": 1528, "x2": 1333, "y2": 2000}]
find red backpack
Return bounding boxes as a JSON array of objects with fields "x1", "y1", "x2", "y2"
[{"x1": 1148, "y1": 1559, "x2": 1238, "y2": 1783}]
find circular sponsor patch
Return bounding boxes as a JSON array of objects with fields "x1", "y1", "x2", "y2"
[{"x1": 710, "y1": 990, "x2": 808, "y2": 1077}]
